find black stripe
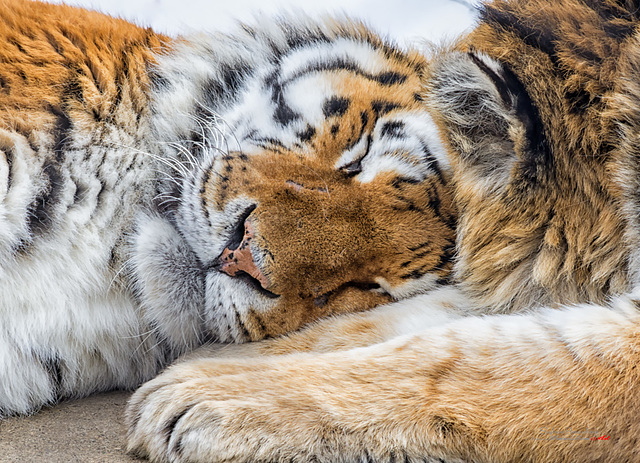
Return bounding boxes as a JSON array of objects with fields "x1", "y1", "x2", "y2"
[
  {"x1": 3, "y1": 143, "x2": 14, "y2": 192},
  {"x1": 283, "y1": 27, "x2": 330, "y2": 51},
  {"x1": 420, "y1": 142, "x2": 443, "y2": 180},
  {"x1": 372, "y1": 101, "x2": 400, "y2": 116},
  {"x1": 499, "y1": 64, "x2": 553, "y2": 184},
  {"x1": 282, "y1": 58, "x2": 407, "y2": 90},
  {"x1": 163, "y1": 406, "x2": 192, "y2": 452},
  {"x1": 435, "y1": 243, "x2": 456, "y2": 271},
  {"x1": 400, "y1": 269, "x2": 424, "y2": 280},
  {"x1": 234, "y1": 309, "x2": 251, "y2": 341},
  {"x1": 148, "y1": 66, "x2": 170, "y2": 92},
  {"x1": 111, "y1": 50, "x2": 129, "y2": 113},
  {"x1": 426, "y1": 187, "x2": 442, "y2": 217},
  {"x1": 49, "y1": 104, "x2": 72, "y2": 162},
  {"x1": 480, "y1": 4, "x2": 559, "y2": 65},
  {"x1": 585, "y1": 0, "x2": 640, "y2": 38},
  {"x1": 297, "y1": 125, "x2": 316, "y2": 142},
  {"x1": 8, "y1": 37, "x2": 26, "y2": 54},
  {"x1": 391, "y1": 177, "x2": 421, "y2": 188},
  {"x1": 43, "y1": 31, "x2": 65, "y2": 56},
  {"x1": 25, "y1": 160, "x2": 64, "y2": 238},
  {"x1": 467, "y1": 53, "x2": 513, "y2": 109},
  {"x1": 408, "y1": 242, "x2": 430, "y2": 252},
  {"x1": 602, "y1": 20, "x2": 636, "y2": 39},
  {"x1": 249, "y1": 135, "x2": 287, "y2": 150},
  {"x1": 202, "y1": 62, "x2": 253, "y2": 106},
  {"x1": 37, "y1": 352, "x2": 63, "y2": 397},
  {"x1": 264, "y1": 70, "x2": 301, "y2": 127}
]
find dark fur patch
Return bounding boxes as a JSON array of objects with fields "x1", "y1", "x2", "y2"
[
  {"x1": 264, "y1": 70, "x2": 302, "y2": 126},
  {"x1": 297, "y1": 124, "x2": 316, "y2": 142},
  {"x1": 468, "y1": 53, "x2": 513, "y2": 109},
  {"x1": 202, "y1": 62, "x2": 253, "y2": 110},
  {"x1": 469, "y1": 52, "x2": 553, "y2": 185},
  {"x1": 323, "y1": 97, "x2": 350, "y2": 117},
  {"x1": 163, "y1": 406, "x2": 194, "y2": 453},
  {"x1": 479, "y1": 4, "x2": 559, "y2": 65},
  {"x1": 36, "y1": 352, "x2": 63, "y2": 396},
  {"x1": 234, "y1": 309, "x2": 252, "y2": 341},
  {"x1": 248, "y1": 308, "x2": 268, "y2": 338},
  {"x1": 219, "y1": 63, "x2": 252, "y2": 97},
  {"x1": 148, "y1": 66, "x2": 170, "y2": 91},
  {"x1": 500, "y1": 64, "x2": 553, "y2": 184},
  {"x1": 565, "y1": 88, "x2": 598, "y2": 115},
  {"x1": 380, "y1": 120, "x2": 405, "y2": 138},
  {"x1": 375, "y1": 71, "x2": 407, "y2": 85},
  {"x1": 432, "y1": 415, "x2": 460, "y2": 440},
  {"x1": 371, "y1": 101, "x2": 400, "y2": 116}
]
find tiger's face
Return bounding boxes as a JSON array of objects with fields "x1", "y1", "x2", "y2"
[{"x1": 161, "y1": 26, "x2": 456, "y2": 342}]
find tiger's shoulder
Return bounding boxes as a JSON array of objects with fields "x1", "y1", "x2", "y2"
[{"x1": 426, "y1": 0, "x2": 640, "y2": 311}]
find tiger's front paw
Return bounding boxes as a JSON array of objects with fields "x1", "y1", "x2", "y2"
[
  {"x1": 127, "y1": 383, "x2": 239, "y2": 462},
  {"x1": 125, "y1": 358, "x2": 316, "y2": 463},
  {"x1": 126, "y1": 359, "x2": 256, "y2": 463}
]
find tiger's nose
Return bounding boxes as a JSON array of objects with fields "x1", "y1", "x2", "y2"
[{"x1": 218, "y1": 221, "x2": 270, "y2": 288}]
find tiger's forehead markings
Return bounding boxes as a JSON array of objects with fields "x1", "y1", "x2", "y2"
[
  {"x1": 202, "y1": 28, "x2": 444, "y2": 193},
  {"x1": 258, "y1": 37, "x2": 401, "y2": 131}
]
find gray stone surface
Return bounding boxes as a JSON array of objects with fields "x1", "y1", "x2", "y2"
[{"x1": 0, "y1": 391, "x2": 138, "y2": 463}]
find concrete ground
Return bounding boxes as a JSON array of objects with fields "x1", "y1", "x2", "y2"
[{"x1": 0, "y1": 391, "x2": 138, "y2": 463}]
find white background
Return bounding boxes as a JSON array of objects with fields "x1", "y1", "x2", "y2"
[{"x1": 50, "y1": 0, "x2": 480, "y2": 46}]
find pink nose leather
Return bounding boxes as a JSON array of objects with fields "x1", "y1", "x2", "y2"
[{"x1": 219, "y1": 221, "x2": 269, "y2": 288}]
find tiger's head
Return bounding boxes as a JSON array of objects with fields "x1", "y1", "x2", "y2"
[{"x1": 149, "y1": 17, "x2": 456, "y2": 342}]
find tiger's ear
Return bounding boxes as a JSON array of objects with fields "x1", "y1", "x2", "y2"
[{"x1": 426, "y1": 50, "x2": 550, "y2": 193}]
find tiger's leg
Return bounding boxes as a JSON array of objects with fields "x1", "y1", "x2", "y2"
[
  {"x1": 127, "y1": 292, "x2": 640, "y2": 463},
  {"x1": 184, "y1": 286, "x2": 469, "y2": 361}
]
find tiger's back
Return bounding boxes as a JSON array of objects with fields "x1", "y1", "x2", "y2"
[{"x1": 0, "y1": 0, "x2": 175, "y2": 414}]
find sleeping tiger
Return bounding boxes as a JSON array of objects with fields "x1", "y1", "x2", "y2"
[
  {"x1": 126, "y1": 0, "x2": 640, "y2": 462},
  {"x1": 0, "y1": 0, "x2": 456, "y2": 417}
]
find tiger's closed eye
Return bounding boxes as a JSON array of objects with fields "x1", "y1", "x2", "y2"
[{"x1": 338, "y1": 134, "x2": 371, "y2": 177}]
